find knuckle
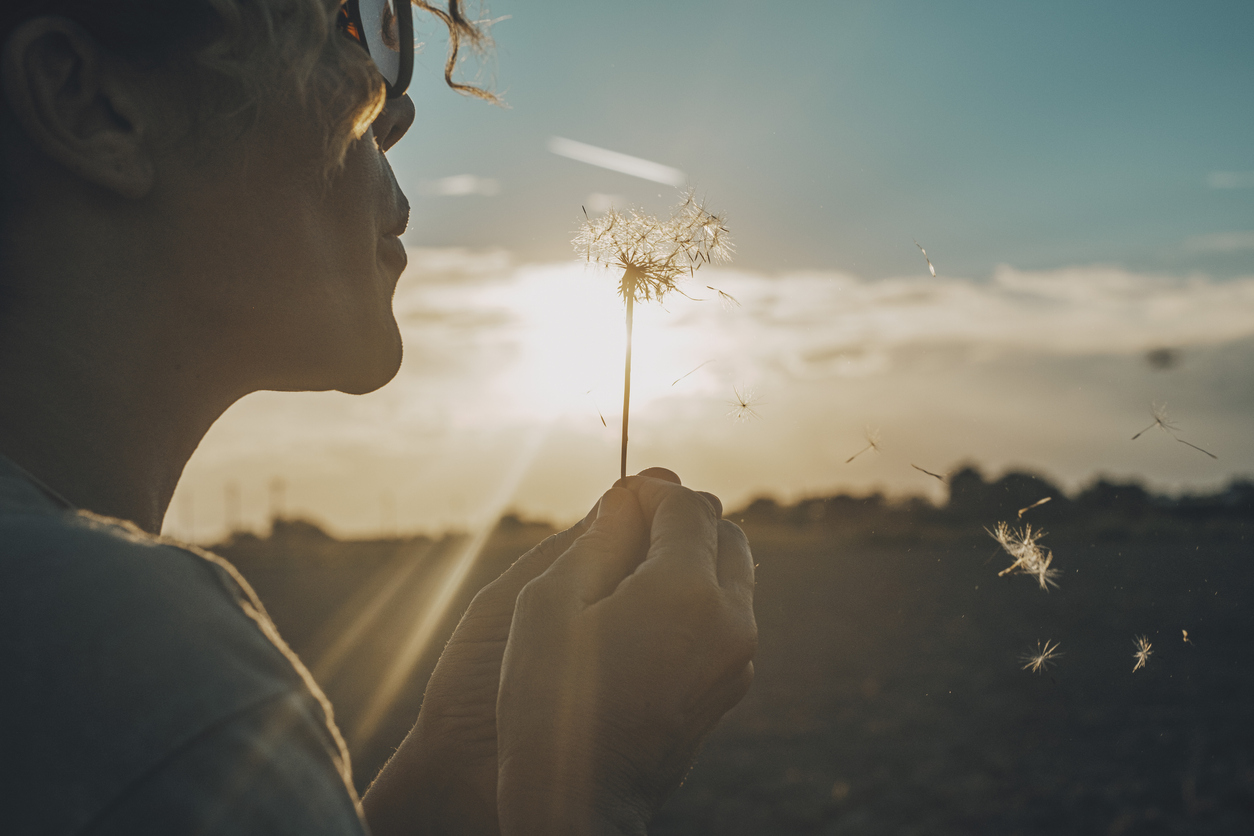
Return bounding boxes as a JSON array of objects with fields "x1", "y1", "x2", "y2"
[
  {"x1": 515, "y1": 573, "x2": 564, "y2": 611},
  {"x1": 717, "y1": 518, "x2": 749, "y2": 548}
]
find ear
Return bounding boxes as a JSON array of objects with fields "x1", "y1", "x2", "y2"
[{"x1": 2, "y1": 17, "x2": 156, "y2": 199}]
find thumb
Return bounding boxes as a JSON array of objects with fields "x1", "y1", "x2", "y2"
[{"x1": 544, "y1": 486, "x2": 648, "y2": 605}]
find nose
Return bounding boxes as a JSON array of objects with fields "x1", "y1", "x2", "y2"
[{"x1": 372, "y1": 94, "x2": 415, "y2": 152}]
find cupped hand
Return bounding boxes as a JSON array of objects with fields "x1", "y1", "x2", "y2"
[
  {"x1": 496, "y1": 473, "x2": 757, "y2": 836},
  {"x1": 362, "y1": 495, "x2": 603, "y2": 836}
]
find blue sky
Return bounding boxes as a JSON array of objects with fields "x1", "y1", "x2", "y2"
[
  {"x1": 393, "y1": 0, "x2": 1254, "y2": 277},
  {"x1": 168, "y1": 1, "x2": 1254, "y2": 539}
]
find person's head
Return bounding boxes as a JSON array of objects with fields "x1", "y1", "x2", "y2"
[{"x1": 0, "y1": 0, "x2": 489, "y2": 397}]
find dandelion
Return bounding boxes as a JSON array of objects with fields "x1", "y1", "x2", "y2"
[
  {"x1": 914, "y1": 239, "x2": 936, "y2": 277},
  {"x1": 1132, "y1": 635, "x2": 1153, "y2": 672},
  {"x1": 575, "y1": 190, "x2": 733, "y2": 477},
  {"x1": 1130, "y1": 402, "x2": 1218, "y2": 459},
  {"x1": 1131, "y1": 402, "x2": 1179, "y2": 440},
  {"x1": 1017, "y1": 496, "x2": 1052, "y2": 519},
  {"x1": 911, "y1": 463, "x2": 946, "y2": 482},
  {"x1": 728, "y1": 385, "x2": 760, "y2": 422},
  {"x1": 1020, "y1": 639, "x2": 1062, "y2": 673},
  {"x1": 845, "y1": 428, "x2": 882, "y2": 464},
  {"x1": 987, "y1": 522, "x2": 1060, "y2": 591}
]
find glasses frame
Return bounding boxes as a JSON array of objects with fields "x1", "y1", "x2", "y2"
[{"x1": 339, "y1": 0, "x2": 414, "y2": 99}]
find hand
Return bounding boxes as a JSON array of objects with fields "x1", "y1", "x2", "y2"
[
  {"x1": 496, "y1": 472, "x2": 757, "y2": 836},
  {"x1": 362, "y1": 497, "x2": 603, "y2": 836}
]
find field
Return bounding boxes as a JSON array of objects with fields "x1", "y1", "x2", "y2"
[{"x1": 220, "y1": 484, "x2": 1254, "y2": 835}]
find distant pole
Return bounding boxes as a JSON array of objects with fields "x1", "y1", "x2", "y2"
[{"x1": 269, "y1": 477, "x2": 287, "y2": 527}]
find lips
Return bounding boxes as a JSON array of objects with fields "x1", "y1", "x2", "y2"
[{"x1": 387, "y1": 198, "x2": 410, "y2": 237}]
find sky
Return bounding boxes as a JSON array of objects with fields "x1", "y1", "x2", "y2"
[{"x1": 164, "y1": 0, "x2": 1254, "y2": 541}]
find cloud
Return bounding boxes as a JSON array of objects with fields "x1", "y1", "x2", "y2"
[
  {"x1": 420, "y1": 174, "x2": 500, "y2": 197},
  {"x1": 172, "y1": 251, "x2": 1254, "y2": 539},
  {"x1": 548, "y1": 136, "x2": 685, "y2": 186},
  {"x1": 1184, "y1": 231, "x2": 1254, "y2": 254},
  {"x1": 1205, "y1": 171, "x2": 1254, "y2": 189}
]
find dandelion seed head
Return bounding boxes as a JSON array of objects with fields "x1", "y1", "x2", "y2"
[
  {"x1": 574, "y1": 189, "x2": 733, "y2": 304},
  {"x1": 988, "y1": 522, "x2": 1060, "y2": 591},
  {"x1": 1133, "y1": 401, "x2": 1181, "y2": 439},
  {"x1": 728, "y1": 385, "x2": 760, "y2": 422},
  {"x1": 1149, "y1": 401, "x2": 1176, "y2": 429},
  {"x1": 1020, "y1": 639, "x2": 1062, "y2": 673},
  {"x1": 1132, "y1": 635, "x2": 1153, "y2": 672}
]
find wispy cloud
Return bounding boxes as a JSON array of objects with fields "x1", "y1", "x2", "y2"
[
  {"x1": 548, "y1": 136, "x2": 685, "y2": 186},
  {"x1": 1205, "y1": 171, "x2": 1254, "y2": 190},
  {"x1": 421, "y1": 174, "x2": 500, "y2": 197},
  {"x1": 172, "y1": 251, "x2": 1254, "y2": 538},
  {"x1": 1184, "y1": 231, "x2": 1254, "y2": 254}
]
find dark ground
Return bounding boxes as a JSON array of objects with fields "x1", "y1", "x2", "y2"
[{"x1": 219, "y1": 474, "x2": 1254, "y2": 835}]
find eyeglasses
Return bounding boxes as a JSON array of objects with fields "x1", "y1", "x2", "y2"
[{"x1": 337, "y1": 0, "x2": 413, "y2": 98}]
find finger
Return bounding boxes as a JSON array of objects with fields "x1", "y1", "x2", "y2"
[
  {"x1": 543, "y1": 486, "x2": 648, "y2": 605},
  {"x1": 696, "y1": 491, "x2": 723, "y2": 518},
  {"x1": 716, "y1": 519, "x2": 754, "y2": 598},
  {"x1": 615, "y1": 476, "x2": 719, "y2": 580},
  {"x1": 469, "y1": 496, "x2": 600, "y2": 614},
  {"x1": 634, "y1": 466, "x2": 681, "y2": 484}
]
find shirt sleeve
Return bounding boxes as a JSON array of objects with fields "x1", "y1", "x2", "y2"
[{"x1": 81, "y1": 690, "x2": 370, "y2": 836}]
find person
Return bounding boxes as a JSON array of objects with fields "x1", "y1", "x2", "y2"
[{"x1": 0, "y1": 2, "x2": 758, "y2": 834}]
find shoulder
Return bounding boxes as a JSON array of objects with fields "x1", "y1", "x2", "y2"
[
  {"x1": 1, "y1": 509, "x2": 295, "y2": 701},
  {"x1": 0, "y1": 510, "x2": 352, "y2": 834}
]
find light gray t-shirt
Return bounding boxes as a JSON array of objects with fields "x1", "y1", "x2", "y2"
[{"x1": 0, "y1": 457, "x2": 369, "y2": 835}]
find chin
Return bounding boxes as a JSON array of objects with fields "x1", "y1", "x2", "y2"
[
  {"x1": 334, "y1": 330, "x2": 404, "y2": 395},
  {"x1": 269, "y1": 319, "x2": 404, "y2": 395}
]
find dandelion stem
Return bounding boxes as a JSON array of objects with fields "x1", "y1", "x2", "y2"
[{"x1": 620, "y1": 277, "x2": 635, "y2": 480}]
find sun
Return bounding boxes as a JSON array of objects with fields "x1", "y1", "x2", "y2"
[{"x1": 492, "y1": 263, "x2": 710, "y2": 425}]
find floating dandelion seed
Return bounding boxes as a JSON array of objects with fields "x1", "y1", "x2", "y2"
[
  {"x1": 583, "y1": 390, "x2": 608, "y2": 428},
  {"x1": 706, "y1": 285, "x2": 741, "y2": 309},
  {"x1": 845, "y1": 428, "x2": 882, "y2": 464},
  {"x1": 911, "y1": 463, "x2": 947, "y2": 482},
  {"x1": 1131, "y1": 402, "x2": 1179, "y2": 440},
  {"x1": 671, "y1": 360, "x2": 714, "y2": 387},
  {"x1": 728, "y1": 385, "x2": 761, "y2": 422},
  {"x1": 1176, "y1": 438, "x2": 1218, "y2": 459},
  {"x1": 1017, "y1": 496, "x2": 1052, "y2": 519},
  {"x1": 575, "y1": 190, "x2": 733, "y2": 477},
  {"x1": 1020, "y1": 639, "x2": 1062, "y2": 673},
  {"x1": 1132, "y1": 635, "x2": 1153, "y2": 672},
  {"x1": 1130, "y1": 402, "x2": 1218, "y2": 459},
  {"x1": 914, "y1": 239, "x2": 936, "y2": 277},
  {"x1": 987, "y1": 522, "x2": 1060, "y2": 591}
]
